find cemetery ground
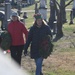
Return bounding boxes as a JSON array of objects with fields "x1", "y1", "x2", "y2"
[
  {"x1": 11, "y1": 7, "x2": 75, "y2": 75},
  {"x1": 1, "y1": 20, "x2": 75, "y2": 75},
  {"x1": 0, "y1": 0, "x2": 75, "y2": 75},
  {"x1": 1, "y1": 12, "x2": 75, "y2": 75},
  {"x1": 21, "y1": 23, "x2": 75, "y2": 75},
  {"x1": 1, "y1": 10, "x2": 75, "y2": 75}
]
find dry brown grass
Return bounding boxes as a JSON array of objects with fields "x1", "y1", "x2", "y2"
[{"x1": 21, "y1": 32, "x2": 75, "y2": 75}]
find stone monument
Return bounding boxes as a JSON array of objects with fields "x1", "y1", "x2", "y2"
[{"x1": 3, "y1": 1, "x2": 11, "y2": 30}]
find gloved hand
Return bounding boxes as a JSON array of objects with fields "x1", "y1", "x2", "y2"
[{"x1": 24, "y1": 50, "x2": 27, "y2": 56}]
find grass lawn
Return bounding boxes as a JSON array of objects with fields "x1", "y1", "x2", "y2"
[
  {"x1": 0, "y1": 0, "x2": 75, "y2": 75},
  {"x1": 21, "y1": 0, "x2": 73, "y2": 28},
  {"x1": 19, "y1": 1, "x2": 75, "y2": 75},
  {"x1": 22, "y1": 12, "x2": 75, "y2": 75}
]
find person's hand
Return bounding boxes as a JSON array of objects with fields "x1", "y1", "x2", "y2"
[
  {"x1": 24, "y1": 53, "x2": 27, "y2": 56},
  {"x1": 24, "y1": 50, "x2": 27, "y2": 56}
]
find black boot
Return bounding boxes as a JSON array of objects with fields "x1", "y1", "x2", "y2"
[
  {"x1": 40, "y1": 72, "x2": 43, "y2": 75},
  {"x1": 69, "y1": 21, "x2": 73, "y2": 25}
]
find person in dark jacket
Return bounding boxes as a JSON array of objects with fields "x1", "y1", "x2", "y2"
[
  {"x1": 8, "y1": 12, "x2": 28, "y2": 66},
  {"x1": 24, "y1": 13, "x2": 52, "y2": 75}
]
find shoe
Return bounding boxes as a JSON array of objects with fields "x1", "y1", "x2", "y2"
[
  {"x1": 40, "y1": 72, "x2": 43, "y2": 75},
  {"x1": 69, "y1": 21, "x2": 73, "y2": 25}
]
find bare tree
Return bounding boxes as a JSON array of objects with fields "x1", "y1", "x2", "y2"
[
  {"x1": 48, "y1": 0, "x2": 56, "y2": 30},
  {"x1": 53, "y1": 0, "x2": 73, "y2": 41}
]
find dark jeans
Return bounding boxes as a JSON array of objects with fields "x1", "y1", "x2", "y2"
[
  {"x1": 34, "y1": 57, "x2": 43, "y2": 75},
  {"x1": 70, "y1": 9, "x2": 75, "y2": 21},
  {"x1": 73, "y1": 9, "x2": 75, "y2": 18},
  {"x1": 10, "y1": 45, "x2": 24, "y2": 65}
]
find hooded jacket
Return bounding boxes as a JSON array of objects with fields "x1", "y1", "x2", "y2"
[
  {"x1": 8, "y1": 20, "x2": 28, "y2": 46},
  {"x1": 24, "y1": 23, "x2": 52, "y2": 59}
]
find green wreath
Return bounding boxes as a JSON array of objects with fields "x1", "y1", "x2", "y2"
[
  {"x1": 39, "y1": 35, "x2": 54, "y2": 59},
  {"x1": 0, "y1": 31, "x2": 12, "y2": 50}
]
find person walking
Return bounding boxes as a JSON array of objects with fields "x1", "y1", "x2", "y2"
[
  {"x1": 7, "y1": 12, "x2": 28, "y2": 66},
  {"x1": 24, "y1": 13, "x2": 52, "y2": 75}
]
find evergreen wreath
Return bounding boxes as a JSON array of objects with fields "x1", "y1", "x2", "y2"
[
  {"x1": 39, "y1": 35, "x2": 54, "y2": 59},
  {"x1": 0, "y1": 31, "x2": 12, "y2": 50}
]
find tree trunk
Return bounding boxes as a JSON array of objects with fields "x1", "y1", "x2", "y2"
[
  {"x1": 48, "y1": 0, "x2": 56, "y2": 29},
  {"x1": 56, "y1": 10, "x2": 63, "y2": 38},
  {"x1": 35, "y1": 3, "x2": 38, "y2": 14},
  {"x1": 53, "y1": 0, "x2": 63, "y2": 41},
  {"x1": 60, "y1": 0, "x2": 67, "y2": 23},
  {"x1": 53, "y1": 0, "x2": 73, "y2": 41}
]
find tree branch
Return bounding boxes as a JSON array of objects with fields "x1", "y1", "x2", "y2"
[
  {"x1": 55, "y1": 0, "x2": 61, "y2": 9},
  {"x1": 65, "y1": 0, "x2": 74, "y2": 7}
]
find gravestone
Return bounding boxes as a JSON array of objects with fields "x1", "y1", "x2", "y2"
[{"x1": 3, "y1": 2, "x2": 11, "y2": 30}]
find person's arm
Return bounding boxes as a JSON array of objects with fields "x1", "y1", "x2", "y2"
[
  {"x1": 21, "y1": 24, "x2": 28, "y2": 40},
  {"x1": 47, "y1": 26, "x2": 52, "y2": 40},
  {"x1": 24, "y1": 27, "x2": 33, "y2": 55}
]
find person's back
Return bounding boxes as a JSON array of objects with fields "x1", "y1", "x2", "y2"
[
  {"x1": 7, "y1": 12, "x2": 28, "y2": 65},
  {"x1": 8, "y1": 20, "x2": 28, "y2": 46}
]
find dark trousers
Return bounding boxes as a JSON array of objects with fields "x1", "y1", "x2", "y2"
[
  {"x1": 34, "y1": 57, "x2": 43, "y2": 75},
  {"x1": 10, "y1": 45, "x2": 24, "y2": 66}
]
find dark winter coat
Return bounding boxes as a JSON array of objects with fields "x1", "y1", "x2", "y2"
[{"x1": 24, "y1": 24, "x2": 52, "y2": 59}]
